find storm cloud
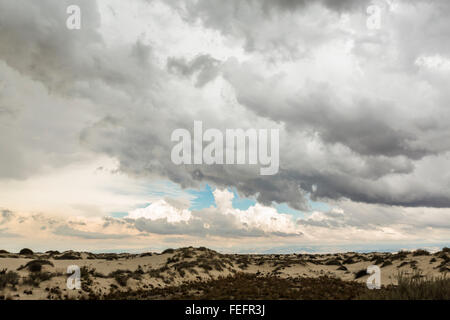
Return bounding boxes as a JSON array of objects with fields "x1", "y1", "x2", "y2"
[{"x1": 1, "y1": 0, "x2": 450, "y2": 235}]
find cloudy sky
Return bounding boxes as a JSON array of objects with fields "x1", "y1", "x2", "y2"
[{"x1": 0, "y1": 0, "x2": 449, "y2": 253}]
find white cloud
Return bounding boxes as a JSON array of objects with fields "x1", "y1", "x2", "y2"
[
  {"x1": 128, "y1": 199, "x2": 192, "y2": 223},
  {"x1": 127, "y1": 189, "x2": 300, "y2": 237}
]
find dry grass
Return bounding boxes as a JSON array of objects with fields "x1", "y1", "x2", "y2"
[
  {"x1": 102, "y1": 273, "x2": 369, "y2": 300},
  {"x1": 0, "y1": 270, "x2": 19, "y2": 289},
  {"x1": 359, "y1": 272, "x2": 450, "y2": 300}
]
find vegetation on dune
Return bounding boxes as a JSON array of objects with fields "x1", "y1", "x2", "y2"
[
  {"x1": 1, "y1": 247, "x2": 449, "y2": 300},
  {"x1": 0, "y1": 270, "x2": 19, "y2": 289},
  {"x1": 102, "y1": 273, "x2": 370, "y2": 300},
  {"x1": 413, "y1": 249, "x2": 430, "y2": 257},
  {"x1": 359, "y1": 273, "x2": 450, "y2": 300},
  {"x1": 19, "y1": 248, "x2": 33, "y2": 255},
  {"x1": 22, "y1": 271, "x2": 55, "y2": 287},
  {"x1": 17, "y1": 260, "x2": 54, "y2": 272}
]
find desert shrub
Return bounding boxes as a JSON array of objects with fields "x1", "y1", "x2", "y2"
[
  {"x1": 359, "y1": 273, "x2": 450, "y2": 300},
  {"x1": 372, "y1": 257, "x2": 385, "y2": 265},
  {"x1": 354, "y1": 269, "x2": 367, "y2": 279},
  {"x1": 439, "y1": 266, "x2": 449, "y2": 273},
  {"x1": 0, "y1": 270, "x2": 19, "y2": 289},
  {"x1": 179, "y1": 248, "x2": 193, "y2": 259},
  {"x1": 381, "y1": 260, "x2": 393, "y2": 268},
  {"x1": 162, "y1": 248, "x2": 175, "y2": 254},
  {"x1": 413, "y1": 249, "x2": 430, "y2": 257},
  {"x1": 23, "y1": 272, "x2": 54, "y2": 287},
  {"x1": 337, "y1": 265, "x2": 348, "y2": 271},
  {"x1": 0, "y1": 250, "x2": 9, "y2": 254},
  {"x1": 198, "y1": 263, "x2": 213, "y2": 272},
  {"x1": 343, "y1": 257, "x2": 356, "y2": 264},
  {"x1": 139, "y1": 252, "x2": 153, "y2": 257},
  {"x1": 79, "y1": 266, "x2": 94, "y2": 292},
  {"x1": 324, "y1": 259, "x2": 341, "y2": 266},
  {"x1": 45, "y1": 250, "x2": 60, "y2": 255},
  {"x1": 100, "y1": 253, "x2": 118, "y2": 260},
  {"x1": 54, "y1": 252, "x2": 81, "y2": 260},
  {"x1": 135, "y1": 265, "x2": 144, "y2": 275},
  {"x1": 108, "y1": 269, "x2": 142, "y2": 286},
  {"x1": 391, "y1": 251, "x2": 410, "y2": 261},
  {"x1": 19, "y1": 248, "x2": 33, "y2": 255},
  {"x1": 18, "y1": 259, "x2": 54, "y2": 272},
  {"x1": 148, "y1": 265, "x2": 169, "y2": 279},
  {"x1": 438, "y1": 253, "x2": 449, "y2": 262},
  {"x1": 102, "y1": 273, "x2": 369, "y2": 300},
  {"x1": 110, "y1": 271, "x2": 129, "y2": 287},
  {"x1": 167, "y1": 256, "x2": 180, "y2": 264}
]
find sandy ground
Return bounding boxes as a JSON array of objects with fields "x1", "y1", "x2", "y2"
[{"x1": 0, "y1": 247, "x2": 448, "y2": 300}]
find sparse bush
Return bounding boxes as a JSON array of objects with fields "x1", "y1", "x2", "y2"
[
  {"x1": 19, "y1": 248, "x2": 33, "y2": 255},
  {"x1": 0, "y1": 270, "x2": 19, "y2": 289},
  {"x1": 45, "y1": 250, "x2": 60, "y2": 255},
  {"x1": 354, "y1": 269, "x2": 367, "y2": 279},
  {"x1": 108, "y1": 269, "x2": 142, "y2": 286},
  {"x1": 139, "y1": 252, "x2": 153, "y2": 257},
  {"x1": 413, "y1": 249, "x2": 430, "y2": 257},
  {"x1": 324, "y1": 259, "x2": 341, "y2": 266},
  {"x1": 102, "y1": 273, "x2": 369, "y2": 300},
  {"x1": 372, "y1": 256, "x2": 385, "y2": 265},
  {"x1": 381, "y1": 260, "x2": 393, "y2": 268},
  {"x1": 391, "y1": 251, "x2": 410, "y2": 261},
  {"x1": 18, "y1": 259, "x2": 54, "y2": 272},
  {"x1": 359, "y1": 273, "x2": 450, "y2": 300},
  {"x1": 343, "y1": 257, "x2": 356, "y2": 264},
  {"x1": 23, "y1": 272, "x2": 54, "y2": 287},
  {"x1": 54, "y1": 252, "x2": 81, "y2": 260}
]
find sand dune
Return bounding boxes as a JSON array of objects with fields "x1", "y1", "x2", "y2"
[{"x1": 1, "y1": 247, "x2": 449, "y2": 300}]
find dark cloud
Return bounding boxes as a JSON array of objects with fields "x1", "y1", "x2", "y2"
[
  {"x1": 167, "y1": 54, "x2": 222, "y2": 87},
  {"x1": 297, "y1": 201, "x2": 450, "y2": 230},
  {"x1": 1, "y1": 0, "x2": 450, "y2": 212}
]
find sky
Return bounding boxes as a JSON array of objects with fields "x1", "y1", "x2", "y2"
[{"x1": 0, "y1": 0, "x2": 449, "y2": 253}]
